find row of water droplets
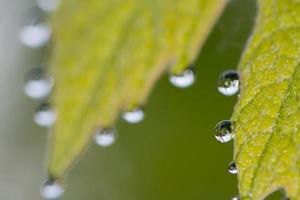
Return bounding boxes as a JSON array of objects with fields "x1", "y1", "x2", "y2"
[
  {"x1": 164, "y1": 68, "x2": 240, "y2": 199},
  {"x1": 20, "y1": 1, "x2": 62, "y2": 199},
  {"x1": 21, "y1": 1, "x2": 241, "y2": 197},
  {"x1": 21, "y1": 0, "x2": 58, "y2": 131},
  {"x1": 215, "y1": 70, "x2": 240, "y2": 200},
  {"x1": 21, "y1": 0, "x2": 58, "y2": 136}
]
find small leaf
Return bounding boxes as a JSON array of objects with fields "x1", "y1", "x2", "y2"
[
  {"x1": 48, "y1": 0, "x2": 228, "y2": 178},
  {"x1": 232, "y1": 0, "x2": 300, "y2": 199}
]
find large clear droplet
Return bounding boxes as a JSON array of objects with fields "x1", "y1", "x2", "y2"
[
  {"x1": 94, "y1": 128, "x2": 116, "y2": 147},
  {"x1": 122, "y1": 107, "x2": 144, "y2": 124},
  {"x1": 34, "y1": 103, "x2": 56, "y2": 127},
  {"x1": 228, "y1": 161, "x2": 238, "y2": 174},
  {"x1": 19, "y1": 8, "x2": 51, "y2": 48},
  {"x1": 215, "y1": 120, "x2": 233, "y2": 143},
  {"x1": 24, "y1": 68, "x2": 53, "y2": 100},
  {"x1": 40, "y1": 179, "x2": 64, "y2": 199},
  {"x1": 37, "y1": 0, "x2": 60, "y2": 12},
  {"x1": 169, "y1": 68, "x2": 195, "y2": 88},
  {"x1": 218, "y1": 70, "x2": 239, "y2": 96}
]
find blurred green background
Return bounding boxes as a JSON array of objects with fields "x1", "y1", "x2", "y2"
[{"x1": 1, "y1": 0, "x2": 282, "y2": 199}]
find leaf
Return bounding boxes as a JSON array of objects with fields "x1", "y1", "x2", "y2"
[
  {"x1": 232, "y1": 0, "x2": 300, "y2": 199},
  {"x1": 48, "y1": 0, "x2": 228, "y2": 178}
]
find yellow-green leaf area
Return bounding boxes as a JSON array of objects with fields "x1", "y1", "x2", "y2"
[
  {"x1": 48, "y1": 0, "x2": 227, "y2": 178},
  {"x1": 232, "y1": 0, "x2": 300, "y2": 199}
]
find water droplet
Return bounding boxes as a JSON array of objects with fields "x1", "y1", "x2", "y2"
[
  {"x1": 228, "y1": 161, "x2": 238, "y2": 174},
  {"x1": 34, "y1": 103, "x2": 56, "y2": 127},
  {"x1": 215, "y1": 120, "x2": 233, "y2": 143},
  {"x1": 24, "y1": 68, "x2": 53, "y2": 100},
  {"x1": 94, "y1": 128, "x2": 116, "y2": 147},
  {"x1": 231, "y1": 196, "x2": 240, "y2": 200},
  {"x1": 19, "y1": 23, "x2": 51, "y2": 48},
  {"x1": 40, "y1": 179, "x2": 64, "y2": 199},
  {"x1": 37, "y1": 0, "x2": 60, "y2": 12},
  {"x1": 122, "y1": 107, "x2": 144, "y2": 124},
  {"x1": 218, "y1": 70, "x2": 239, "y2": 96},
  {"x1": 19, "y1": 8, "x2": 51, "y2": 48},
  {"x1": 169, "y1": 68, "x2": 195, "y2": 88}
]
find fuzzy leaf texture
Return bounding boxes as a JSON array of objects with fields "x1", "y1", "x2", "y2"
[
  {"x1": 232, "y1": 0, "x2": 300, "y2": 199},
  {"x1": 48, "y1": 0, "x2": 227, "y2": 178}
]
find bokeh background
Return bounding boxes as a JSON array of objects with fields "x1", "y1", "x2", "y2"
[{"x1": 0, "y1": 0, "x2": 283, "y2": 199}]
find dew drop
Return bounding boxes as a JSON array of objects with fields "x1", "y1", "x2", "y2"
[
  {"x1": 19, "y1": 23, "x2": 51, "y2": 48},
  {"x1": 228, "y1": 161, "x2": 238, "y2": 174},
  {"x1": 24, "y1": 68, "x2": 53, "y2": 100},
  {"x1": 218, "y1": 70, "x2": 239, "y2": 96},
  {"x1": 122, "y1": 107, "x2": 144, "y2": 124},
  {"x1": 231, "y1": 196, "x2": 240, "y2": 200},
  {"x1": 215, "y1": 120, "x2": 233, "y2": 143},
  {"x1": 169, "y1": 68, "x2": 195, "y2": 88},
  {"x1": 37, "y1": 0, "x2": 60, "y2": 12},
  {"x1": 19, "y1": 9, "x2": 51, "y2": 48},
  {"x1": 40, "y1": 179, "x2": 64, "y2": 199},
  {"x1": 34, "y1": 103, "x2": 56, "y2": 127},
  {"x1": 94, "y1": 128, "x2": 116, "y2": 147}
]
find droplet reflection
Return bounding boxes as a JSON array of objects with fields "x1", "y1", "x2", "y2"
[
  {"x1": 94, "y1": 128, "x2": 116, "y2": 147},
  {"x1": 231, "y1": 196, "x2": 240, "y2": 200},
  {"x1": 215, "y1": 120, "x2": 233, "y2": 143},
  {"x1": 40, "y1": 179, "x2": 64, "y2": 199},
  {"x1": 122, "y1": 107, "x2": 144, "y2": 124},
  {"x1": 24, "y1": 67, "x2": 53, "y2": 100},
  {"x1": 169, "y1": 68, "x2": 195, "y2": 88},
  {"x1": 228, "y1": 161, "x2": 238, "y2": 174},
  {"x1": 34, "y1": 103, "x2": 56, "y2": 127},
  {"x1": 218, "y1": 70, "x2": 239, "y2": 96},
  {"x1": 19, "y1": 8, "x2": 51, "y2": 48}
]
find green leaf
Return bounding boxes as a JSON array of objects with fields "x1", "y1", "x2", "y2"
[
  {"x1": 48, "y1": 0, "x2": 227, "y2": 178},
  {"x1": 232, "y1": 0, "x2": 300, "y2": 199}
]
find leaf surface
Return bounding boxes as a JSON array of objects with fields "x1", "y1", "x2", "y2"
[
  {"x1": 232, "y1": 0, "x2": 300, "y2": 199},
  {"x1": 48, "y1": 0, "x2": 227, "y2": 178}
]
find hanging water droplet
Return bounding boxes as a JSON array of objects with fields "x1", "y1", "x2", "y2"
[
  {"x1": 94, "y1": 128, "x2": 116, "y2": 147},
  {"x1": 215, "y1": 120, "x2": 233, "y2": 143},
  {"x1": 40, "y1": 178, "x2": 64, "y2": 199},
  {"x1": 122, "y1": 107, "x2": 144, "y2": 124},
  {"x1": 37, "y1": 0, "x2": 60, "y2": 12},
  {"x1": 24, "y1": 67, "x2": 53, "y2": 100},
  {"x1": 218, "y1": 70, "x2": 239, "y2": 96},
  {"x1": 19, "y1": 8, "x2": 51, "y2": 48},
  {"x1": 231, "y1": 196, "x2": 240, "y2": 200},
  {"x1": 169, "y1": 68, "x2": 195, "y2": 88},
  {"x1": 34, "y1": 103, "x2": 56, "y2": 127},
  {"x1": 228, "y1": 161, "x2": 238, "y2": 174}
]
